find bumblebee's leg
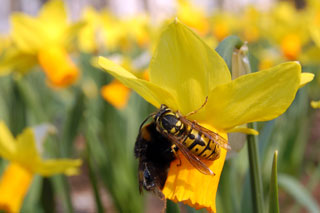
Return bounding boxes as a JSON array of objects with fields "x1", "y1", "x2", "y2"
[
  {"x1": 161, "y1": 199, "x2": 167, "y2": 213},
  {"x1": 171, "y1": 144, "x2": 182, "y2": 166}
]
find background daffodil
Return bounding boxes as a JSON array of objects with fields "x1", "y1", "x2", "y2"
[
  {"x1": 98, "y1": 19, "x2": 314, "y2": 212},
  {"x1": 0, "y1": 0, "x2": 82, "y2": 87},
  {"x1": 177, "y1": 0, "x2": 209, "y2": 36},
  {"x1": 311, "y1": 100, "x2": 320, "y2": 108},
  {"x1": 0, "y1": 122, "x2": 81, "y2": 213}
]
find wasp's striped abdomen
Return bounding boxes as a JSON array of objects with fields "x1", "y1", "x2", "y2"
[{"x1": 182, "y1": 125, "x2": 220, "y2": 160}]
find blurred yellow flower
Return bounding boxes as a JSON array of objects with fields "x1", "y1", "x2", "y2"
[
  {"x1": 78, "y1": 7, "x2": 101, "y2": 53},
  {"x1": 101, "y1": 80, "x2": 131, "y2": 109},
  {"x1": 98, "y1": 20, "x2": 313, "y2": 211},
  {"x1": 311, "y1": 100, "x2": 320, "y2": 108},
  {"x1": 177, "y1": 0, "x2": 209, "y2": 35},
  {"x1": 240, "y1": 7, "x2": 261, "y2": 43},
  {"x1": 38, "y1": 46, "x2": 79, "y2": 87},
  {"x1": 211, "y1": 13, "x2": 236, "y2": 41},
  {"x1": 0, "y1": 0, "x2": 81, "y2": 87},
  {"x1": 263, "y1": 2, "x2": 309, "y2": 61},
  {"x1": 0, "y1": 122, "x2": 81, "y2": 212},
  {"x1": 79, "y1": 7, "x2": 150, "y2": 53},
  {"x1": 280, "y1": 33, "x2": 301, "y2": 60}
]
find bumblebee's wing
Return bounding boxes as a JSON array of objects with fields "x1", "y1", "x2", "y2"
[
  {"x1": 179, "y1": 116, "x2": 231, "y2": 150},
  {"x1": 166, "y1": 134, "x2": 214, "y2": 176}
]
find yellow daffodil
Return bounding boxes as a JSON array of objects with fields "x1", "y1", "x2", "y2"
[
  {"x1": 78, "y1": 8, "x2": 122, "y2": 52},
  {"x1": 177, "y1": 0, "x2": 209, "y2": 35},
  {"x1": 263, "y1": 2, "x2": 309, "y2": 61},
  {"x1": 78, "y1": 7, "x2": 102, "y2": 53},
  {"x1": 0, "y1": 122, "x2": 81, "y2": 212},
  {"x1": 211, "y1": 12, "x2": 236, "y2": 42},
  {"x1": 239, "y1": 6, "x2": 261, "y2": 43},
  {"x1": 311, "y1": 100, "x2": 320, "y2": 108},
  {"x1": 79, "y1": 7, "x2": 151, "y2": 53},
  {"x1": 98, "y1": 20, "x2": 313, "y2": 212},
  {"x1": 309, "y1": 0, "x2": 319, "y2": 50},
  {"x1": 0, "y1": 0, "x2": 81, "y2": 87},
  {"x1": 101, "y1": 80, "x2": 131, "y2": 109}
]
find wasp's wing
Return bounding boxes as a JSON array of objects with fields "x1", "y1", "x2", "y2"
[
  {"x1": 179, "y1": 116, "x2": 231, "y2": 150},
  {"x1": 166, "y1": 134, "x2": 214, "y2": 176}
]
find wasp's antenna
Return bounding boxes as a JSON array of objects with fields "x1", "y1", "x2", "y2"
[
  {"x1": 139, "y1": 112, "x2": 156, "y2": 131},
  {"x1": 185, "y1": 96, "x2": 208, "y2": 117}
]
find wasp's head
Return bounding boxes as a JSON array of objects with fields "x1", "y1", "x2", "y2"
[{"x1": 154, "y1": 105, "x2": 183, "y2": 135}]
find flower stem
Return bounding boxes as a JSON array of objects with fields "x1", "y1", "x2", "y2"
[{"x1": 247, "y1": 122, "x2": 264, "y2": 213}]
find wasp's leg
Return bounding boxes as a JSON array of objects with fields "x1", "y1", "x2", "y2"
[
  {"x1": 184, "y1": 96, "x2": 208, "y2": 117},
  {"x1": 171, "y1": 144, "x2": 182, "y2": 166}
]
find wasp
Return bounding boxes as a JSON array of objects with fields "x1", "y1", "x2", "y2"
[{"x1": 134, "y1": 98, "x2": 230, "y2": 197}]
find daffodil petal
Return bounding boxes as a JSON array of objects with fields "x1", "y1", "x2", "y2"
[
  {"x1": 0, "y1": 122, "x2": 16, "y2": 160},
  {"x1": 39, "y1": 0, "x2": 68, "y2": 44},
  {"x1": 300, "y1": 72, "x2": 314, "y2": 88},
  {"x1": 196, "y1": 62, "x2": 301, "y2": 130},
  {"x1": 98, "y1": 56, "x2": 178, "y2": 109},
  {"x1": 15, "y1": 128, "x2": 41, "y2": 169},
  {"x1": 149, "y1": 19, "x2": 231, "y2": 114},
  {"x1": 0, "y1": 47, "x2": 37, "y2": 75},
  {"x1": 39, "y1": 0, "x2": 67, "y2": 24},
  {"x1": 35, "y1": 159, "x2": 82, "y2": 176},
  {"x1": 11, "y1": 14, "x2": 45, "y2": 53},
  {"x1": 310, "y1": 26, "x2": 320, "y2": 47},
  {"x1": 177, "y1": 1, "x2": 209, "y2": 35},
  {"x1": 311, "y1": 100, "x2": 320, "y2": 109},
  {"x1": 227, "y1": 127, "x2": 259, "y2": 135},
  {"x1": 163, "y1": 125, "x2": 227, "y2": 212}
]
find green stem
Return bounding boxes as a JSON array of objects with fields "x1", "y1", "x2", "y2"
[
  {"x1": 9, "y1": 77, "x2": 27, "y2": 136},
  {"x1": 85, "y1": 134, "x2": 104, "y2": 213},
  {"x1": 247, "y1": 122, "x2": 264, "y2": 213},
  {"x1": 51, "y1": 175, "x2": 74, "y2": 213}
]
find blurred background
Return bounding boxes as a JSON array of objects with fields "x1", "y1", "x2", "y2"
[{"x1": 0, "y1": 0, "x2": 319, "y2": 212}]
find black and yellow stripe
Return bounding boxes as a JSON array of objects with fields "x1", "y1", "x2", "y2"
[{"x1": 154, "y1": 105, "x2": 221, "y2": 161}]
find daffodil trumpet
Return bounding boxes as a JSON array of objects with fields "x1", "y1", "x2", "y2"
[{"x1": 99, "y1": 19, "x2": 314, "y2": 212}]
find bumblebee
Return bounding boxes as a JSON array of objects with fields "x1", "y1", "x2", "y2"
[
  {"x1": 135, "y1": 99, "x2": 230, "y2": 196},
  {"x1": 134, "y1": 122, "x2": 176, "y2": 199}
]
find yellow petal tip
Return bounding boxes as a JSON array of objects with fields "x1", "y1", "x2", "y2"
[
  {"x1": 311, "y1": 100, "x2": 320, "y2": 109},
  {"x1": 300, "y1": 72, "x2": 314, "y2": 88}
]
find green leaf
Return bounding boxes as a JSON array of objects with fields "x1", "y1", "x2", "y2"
[
  {"x1": 85, "y1": 133, "x2": 104, "y2": 213},
  {"x1": 9, "y1": 77, "x2": 27, "y2": 136},
  {"x1": 61, "y1": 89, "x2": 85, "y2": 156},
  {"x1": 215, "y1": 35, "x2": 243, "y2": 72},
  {"x1": 51, "y1": 175, "x2": 74, "y2": 213},
  {"x1": 269, "y1": 150, "x2": 279, "y2": 213},
  {"x1": 21, "y1": 176, "x2": 43, "y2": 212},
  {"x1": 278, "y1": 174, "x2": 320, "y2": 213},
  {"x1": 166, "y1": 200, "x2": 180, "y2": 213}
]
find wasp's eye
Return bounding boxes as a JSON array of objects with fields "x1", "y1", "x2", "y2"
[{"x1": 161, "y1": 115, "x2": 179, "y2": 131}]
